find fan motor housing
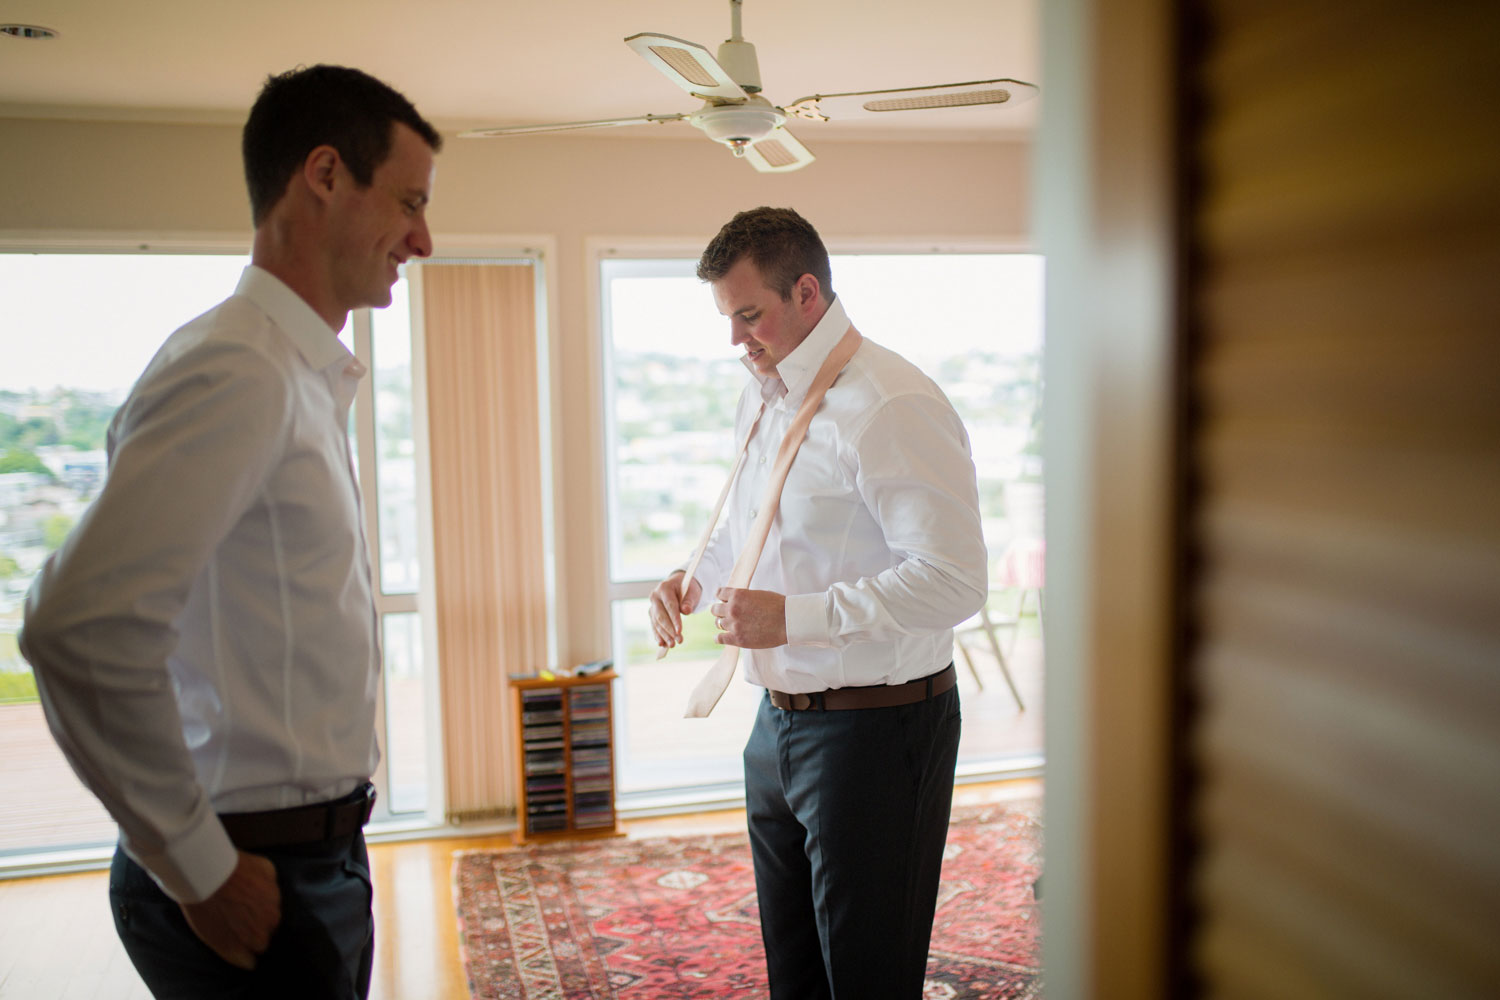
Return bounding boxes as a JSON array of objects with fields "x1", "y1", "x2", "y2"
[
  {"x1": 689, "y1": 102, "x2": 784, "y2": 147},
  {"x1": 715, "y1": 39, "x2": 762, "y2": 92}
]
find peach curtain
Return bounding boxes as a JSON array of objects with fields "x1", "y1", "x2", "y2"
[{"x1": 421, "y1": 262, "x2": 547, "y2": 821}]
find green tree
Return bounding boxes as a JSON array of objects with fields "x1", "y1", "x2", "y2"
[
  {"x1": 0, "y1": 447, "x2": 54, "y2": 479},
  {"x1": 60, "y1": 396, "x2": 115, "y2": 451},
  {"x1": 42, "y1": 513, "x2": 75, "y2": 551},
  {"x1": 16, "y1": 417, "x2": 59, "y2": 450},
  {"x1": 0, "y1": 413, "x2": 20, "y2": 450},
  {"x1": 0, "y1": 553, "x2": 21, "y2": 579}
]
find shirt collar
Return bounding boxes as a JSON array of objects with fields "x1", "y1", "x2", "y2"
[
  {"x1": 234, "y1": 265, "x2": 364, "y2": 379},
  {"x1": 742, "y1": 295, "x2": 851, "y2": 409}
]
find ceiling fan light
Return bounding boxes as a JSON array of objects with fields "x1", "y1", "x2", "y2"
[
  {"x1": 863, "y1": 88, "x2": 1011, "y2": 112},
  {"x1": 649, "y1": 46, "x2": 718, "y2": 88},
  {"x1": 688, "y1": 104, "x2": 784, "y2": 146}
]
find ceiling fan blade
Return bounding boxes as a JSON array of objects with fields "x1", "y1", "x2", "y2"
[
  {"x1": 783, "y1": 78, "x2": 1039, "y2": 121},
  {"x1": 743, "y1": 127, "x2": 815, "y2": 173},
  {"x1": 459, "y1": 113, "x2": 688, "y2": 138},
  {"x1": 625, "y1": 32, "x2": 749, "y2": 102}
]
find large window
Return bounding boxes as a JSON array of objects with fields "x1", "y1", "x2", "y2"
[
  {"x1": 0, "y1": 251, "x2": 438, "y2": 863},
  {"x1": 601, "y1": 252, "x2": 1046, "y2": 802}
]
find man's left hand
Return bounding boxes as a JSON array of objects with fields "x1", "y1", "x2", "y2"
[{"x1": 711, "y1": 587, "x2": 787, "y2": 649}]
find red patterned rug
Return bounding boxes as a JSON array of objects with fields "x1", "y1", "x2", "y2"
[{"x1": 453, "y1": 801, "x2": 1042, "y2": 999}]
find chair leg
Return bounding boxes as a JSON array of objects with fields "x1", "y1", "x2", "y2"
[
  {"x1": 956, "y1": 636, "x2": 985, "y2": 691},
  {"x1": 1009, "y1": 588, "x2": 1041, "y2": 659},
  {"x1": 980, "y1": 605, "x2": 1025, "y2": 711}
]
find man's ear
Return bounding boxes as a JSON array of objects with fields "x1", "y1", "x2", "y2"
[
  {"x1": 796, "y1": 273, "x2": 822, "y2": 311},
  {"x1": 301, "y1": 145, "x2": 342, "y2": 204}
]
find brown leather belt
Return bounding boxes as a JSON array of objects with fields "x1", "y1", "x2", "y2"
[
  {"x1": 768, "y1": 664, "x2": 957, "y2": 712},
  {"x1": 218, "y1": 782, "x2": 376, "y2": 851}
]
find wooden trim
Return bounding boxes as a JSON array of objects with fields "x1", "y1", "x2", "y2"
[{"x1": 1037, "y1": 0, "x2": 1181, "y2": 996}]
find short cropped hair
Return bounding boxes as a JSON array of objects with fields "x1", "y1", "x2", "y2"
[
  {"x1": 697, "y1": 206, "x2": 835, "y2": 302},
  {"x1": 242, "y1": 64, "x2": 442, "y2": 226}
]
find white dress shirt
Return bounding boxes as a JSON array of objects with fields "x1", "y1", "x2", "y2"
[
  {"x1": 21, "y1": 266, "x2": 381, "y2": 903},
  {"x1": 689, "y1": 295, "x2": 989, "y2": 694}
]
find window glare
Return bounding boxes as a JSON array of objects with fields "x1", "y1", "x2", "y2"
[
  {"x1": 831, "y1": 254, "x2": 1044, "y2": 366},
  {"x1": 372, "y1": 277, "x2": 420, "y2": 595},
  {"x1": 0, "y1": 254, "x2": 249, "y2": 396}
]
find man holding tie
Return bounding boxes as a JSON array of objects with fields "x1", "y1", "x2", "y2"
[{"x1": 648, "y1": 206, "x2": 988, "y2": 998}]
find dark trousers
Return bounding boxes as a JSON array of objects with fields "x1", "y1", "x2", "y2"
[
  {"x1": 109, "y1": 832, "x2": 374, "y2": 1000},
  {"x1": 744, "y1": 682, "x2": 961, "y2": 1000}
]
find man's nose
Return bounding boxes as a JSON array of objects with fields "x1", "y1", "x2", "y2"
[{"x1": 408, "y1": 215, "x2": 434, "y2": 258}]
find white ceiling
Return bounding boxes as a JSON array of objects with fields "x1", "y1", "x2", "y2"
[{"x1": 0, "y1": 0, "x2": 1039, "y2": 142}]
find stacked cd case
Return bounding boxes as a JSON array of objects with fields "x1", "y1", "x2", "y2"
[
  {"x1": 520, "y1": 687, "x2": 568, "y2": 833},
  {"x1": 512, "y1": 671, "x2": 619, "y2": 841},
  {"x1": 569, "y1": 685, "x2": 615, "y2": 829}
]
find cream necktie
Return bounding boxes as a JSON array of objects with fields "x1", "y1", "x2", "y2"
[{"x1": 679, "y1": 325, "x2": 863, "y2": 717}]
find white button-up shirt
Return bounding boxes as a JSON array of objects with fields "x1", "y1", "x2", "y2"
[
  {"x1": 690, "y1": 295, "x2": 988, "y2": 694},
  {"x1": 21, "y1": 266, "x2": 380, "y2": 902}
]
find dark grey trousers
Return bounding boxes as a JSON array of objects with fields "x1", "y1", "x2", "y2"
[
  {"x1": 109, "y1": 832, "x2": 374, "y2": 999},
  {"x1": 744, "y1": 682, "x2": 961, "y2": 999}
]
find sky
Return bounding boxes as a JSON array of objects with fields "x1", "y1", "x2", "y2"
[
  {"x1": 0, "y1": 253, "x2": 423, "y2": 396},
  {"x1": 605, "y1": 254, "x2": 1044, "y2": 369},
  {"x1": 0, "y1": 254, "x2": 250, "y2": 395},
  {"x1": 0, "y1": 252, "x2": 1040, "y2": 397}
]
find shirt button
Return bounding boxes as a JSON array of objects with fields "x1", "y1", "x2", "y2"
[
  {"x1": 749, "y1": 508, "x2": 759, "y2": 519},
  {"x1": 759, "y1": 455, "x2": 767, "y2": 465}
]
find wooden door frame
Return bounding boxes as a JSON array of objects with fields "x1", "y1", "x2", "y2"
[{"x1": 1036, "y1": 0, "x2": 1188, "y2": 996}]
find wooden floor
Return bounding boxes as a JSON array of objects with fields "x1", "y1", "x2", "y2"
[{"x1": 0, "y1": 779, "x2": 1040, "y2": 999}]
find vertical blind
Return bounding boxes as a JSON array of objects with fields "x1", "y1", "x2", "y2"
[
  {"x1": 422, "y1": 262, "x2": 548, "y2": 821},
  {"x1": 1185, "y1": 2, "x2": 1500, "y2": 997}
]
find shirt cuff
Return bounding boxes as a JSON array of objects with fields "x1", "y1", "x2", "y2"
[
  {"x1": 125, "y1": 811, "x2": 240, "y2": 904},
  {"x1": 784, "y1": 592, "x2": 833, "y2": 647}
]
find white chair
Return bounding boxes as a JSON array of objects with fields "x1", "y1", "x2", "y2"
[
  {"x1": 998, "y1": 480, "x2": 1045, "y2": 639},
  {"x1": 998, "y1": 535, "x2": 1046, "y2": 637},
  {"x1": 955, "y1": 594, "x2": 1026, "y2": 710},
  {"x1": 955, "y1": 482, "x2": 1045, "y2": 710}
]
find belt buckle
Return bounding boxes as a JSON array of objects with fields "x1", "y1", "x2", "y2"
[{"x1": 770, "y1": 690, "x2": 813, "y2": 711}]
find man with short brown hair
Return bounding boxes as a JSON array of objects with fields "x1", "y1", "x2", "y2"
[
  {"x1": 21, "y1": 64, "x2": 440, "y2": 998},
  {"x1": 650, "y1": 206, "x2": 987, "y2": 998}
]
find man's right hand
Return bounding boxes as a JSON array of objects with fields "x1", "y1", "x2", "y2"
[
  {"x1": 649, "y1": 570, "x2": 702, "y2": 654},
  {"x1": 180, "y1": 850, "x2": 281, "y2": 970}
]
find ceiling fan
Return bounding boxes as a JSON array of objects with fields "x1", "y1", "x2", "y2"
[{"x1": 459, "y1": 0, "x2": 1037, "y2": 173}]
